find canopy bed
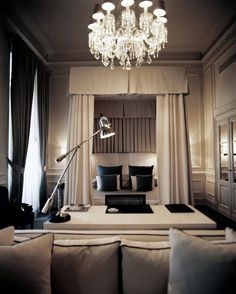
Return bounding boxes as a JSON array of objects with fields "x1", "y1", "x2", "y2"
[{"x1": 65, "y1": 66, "x2": 192, "y2": 206}]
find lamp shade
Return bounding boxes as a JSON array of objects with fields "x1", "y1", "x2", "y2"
[{"x1": 99, "y1": 116, "x2": 115, "y2": 139}]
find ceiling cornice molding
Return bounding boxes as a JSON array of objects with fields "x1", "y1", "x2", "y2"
[
  {"x1": 47, "y1": 51, "x2": 203, "y2": 65},
  {"x1": 2, "y1": 16, "x2": 48, "y2": 67},
  {"x1": 47, "y1": 58, "x2": 202, "y2": 69},
  {"x1": 2, "y1": 2, "x2": 50, "y2": 66},
  {"x1": 202, "y1": 21, "x2": 236, "y2": 70}
]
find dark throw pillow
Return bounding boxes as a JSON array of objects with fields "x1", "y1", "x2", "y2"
[
  {"x1": 131, "y1": 175, "x2": 153, "y2": 191},
  {"x1": 96, "y1": 175, "x2": 120, "y2": 191},
  {"x1": 128, "y1": 165, "x2": 154, "y2": 189},
  {"x1": 96, "y1": 165, "x2": 123, "y2": 188}
]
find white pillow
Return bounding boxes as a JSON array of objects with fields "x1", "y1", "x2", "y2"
[
  {"x1": 168, "y1": 228, "x2": 236, "y2": 294},
  {"x1": 130, "y1": 175, "x2": 137, "y2": 190},
  {"x1": 0, "y1": 233, "x2": 53, "y2": 294},
  {"x1": 121, "y1": 238, "x2": 170, "y2": 294},
  {"x1": 225, "y1": 227, "x2": 236, "y2": 242},
  {"x1": 0, "y1": 226, "x2": 14, "y2": 245},
  {"x1": 52, "y1": 236, "x2": 121, "y2": 294}
]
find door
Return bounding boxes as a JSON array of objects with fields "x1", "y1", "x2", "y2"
[
  {"x1": 230, "y1": 118, "x2": 236, "y2": 220},
  {"x1": 217, "y1": 120, "x2": 231, "y2": 217},
  {"x1": 216, "y1": 117, "x2": 236, "y2": 221}
]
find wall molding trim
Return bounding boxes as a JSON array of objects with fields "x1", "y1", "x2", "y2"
[
  {"x1": 202, "y1": 22, "x2": 236, "y2": 70},
  {"x1": 218, "y1": 52, "x2": 236, "y2": 73}
]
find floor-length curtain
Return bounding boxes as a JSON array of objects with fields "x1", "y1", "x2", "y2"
[
  {"x1": 22, "y1": 71, "x2": 42, "y2": 213},
  {"x1": 37, "y1": 62, "x2": 49, "y2": 209},
  {"x1": 156, "y1": 94, "x2": 193, "y2": 204},
  {"x1": 65, "y1": 94, "x2": 94, "y2": 205},
  {"x1": 10, "y1": 37, "x2": 36, "y2": 203}
]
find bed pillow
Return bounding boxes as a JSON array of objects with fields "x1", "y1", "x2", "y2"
[
  {"x1": 52, "y1": 236, "x2": 121, "y2": 294},
  {"x1": 0, "y1": 233, "x2": 53, "y2": 294},
  {"x1": 168, "y1": 228, "x2": 236, "y2": 294},
  {"x1": 96, "y1": 174, "x2": 120, "y2": 191},
  {"x1": 131, "y1": 175, "x2": 153, "y2": 191},
  {"x1": 0, "y1": 226, "x2": 14, "y2": 245},
  {"x1": 96, "y1": 165, "x2": 122, "y2": 188},
  {"x1": 128, "y1": 165, "x2": 154, "y2": 189}
]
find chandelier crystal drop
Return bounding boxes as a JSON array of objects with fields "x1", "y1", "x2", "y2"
[{"x1": 88, "y1": 0, "x2": 168, "y2": 70}]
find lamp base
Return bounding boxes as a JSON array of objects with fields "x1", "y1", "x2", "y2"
[{"x1": 48, "y1": 211, "x2": 71, "y2": 223}]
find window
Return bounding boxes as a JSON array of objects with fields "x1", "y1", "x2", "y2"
[{"x1": 22, "y1": 71, "x2": 42, "y2": 214}]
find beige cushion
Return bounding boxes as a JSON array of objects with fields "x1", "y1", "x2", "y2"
[
  {"x1": 168, "y1": 228, "x2": 236, "y2": 294},
  {"x1": 121, "y1": 239, "x2": 170, "y2": 294},
  {"x1": 0, "y1": 233, "x2": 53, "y2": 294},
  {"x1": 225, "y1": 227, "x2": 236, "y2": 242},
  {"x1": 52, "y1": 236, "x2": 121, "y2": 294},
  {"x1": 0, "y1": 226, "x2": 14, "y2": 245}
]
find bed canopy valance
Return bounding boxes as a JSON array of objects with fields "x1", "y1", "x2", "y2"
[{"x1": 69, "y1": 66, "x2": 188, "y2": 95}]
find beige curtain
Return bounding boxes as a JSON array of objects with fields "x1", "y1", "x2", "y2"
[
  {"x1": 64, "y1": 94, "x2": 94, "y2": 205},
  {"x1": 93, "y1": 118, "x2": 156, "y2": 153},
  {"x1": 156, "y1": 94, "x2": 193, "y2": 204}
]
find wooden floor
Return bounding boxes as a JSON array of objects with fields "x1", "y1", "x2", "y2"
[{"x1": 196, "y1": 205, "x2": 236, "y2": 230}]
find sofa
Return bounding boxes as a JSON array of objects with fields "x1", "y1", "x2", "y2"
[{"x1": 1, "y1": 226, "x2": 236, "y2": 294}]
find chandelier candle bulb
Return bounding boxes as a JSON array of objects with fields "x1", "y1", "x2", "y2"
[
  {"x1": 92, "y1": 3, "x2": 105, "y2": 20},
  {"x1": 88, "y1": 0, "x2": 167, "y2": 70},
  {"x1": 102, "y1": 1, "x2": 115, "y2": 11}
]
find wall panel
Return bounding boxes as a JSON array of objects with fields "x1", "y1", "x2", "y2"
[
  {"x1": 47, "y1": 66, "x2": 70, "y2": 177},
  {"x1": 214, "y1": 44, "x2": 236, "y2": 116},
  {"x1": 185, "y1": 72, "x2": 204, "y2": 170}
]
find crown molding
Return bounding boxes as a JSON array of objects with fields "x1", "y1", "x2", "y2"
[
  {"x1": 202, "y1": 21, "x2": 236, "y2": 70},
  {"x1": 1, "y1": 3, "x2": 49, "y2": 66}
]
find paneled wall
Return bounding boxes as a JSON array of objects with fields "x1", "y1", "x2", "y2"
[
  {"x1": 185, "y1": 67, "x2": 205, "y2": 204},
  {"x1": 0, "y1": 24, "x2": 9, "y2": 186},
  {"x1": 203, "y1": 23, "x2": 236, "y2": 209},
  {"x1": 47, "y1": 64, "x2": 70, "y2": 195}
]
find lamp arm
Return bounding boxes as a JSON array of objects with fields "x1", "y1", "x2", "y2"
[
  {"x1": 42, "y1": 129, "x2": 102, "y2": 214},
  {"x1": 56, "y1": 129, "x2": 101, "y2": 162}
]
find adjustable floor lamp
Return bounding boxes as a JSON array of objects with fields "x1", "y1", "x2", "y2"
[{"x1": 41, "y1": 116, "x2": 115, "y2": 223}]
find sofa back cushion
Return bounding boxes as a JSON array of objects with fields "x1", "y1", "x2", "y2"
[
  {"x1": 121, "y1": 239, "x2": 170, "y2": 294},
  {"x1": 52, "y1": 236, "x2": 121, "y2": 294}
]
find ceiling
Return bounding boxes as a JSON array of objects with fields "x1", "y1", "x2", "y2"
[{"x1": 2, "y1": 0, "x2": 236, "y2": 63}]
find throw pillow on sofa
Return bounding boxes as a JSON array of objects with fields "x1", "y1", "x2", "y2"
[
  {"x1": 168, "y1": 228, "x2": 236, "y2": 294},
  {"x1": 225, "y1": 227, "x2": 236, "y2": 242},
  {"x1": 121, "y1": 238, "x2": 170, "y2": 294},
  {"x1": 52, "y1": 236, "x2": 121, "y2": 294},
  {"x1": 0, "y1": 226, "x2": 14, "y2": 245},
  {"x1": 0, "y1": 233, "x2": 53, "y2": 294}
]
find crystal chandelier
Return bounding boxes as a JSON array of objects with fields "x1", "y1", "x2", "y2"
[{"x1": 88, "y1": 0, "x2": 168, "y2": 70}]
